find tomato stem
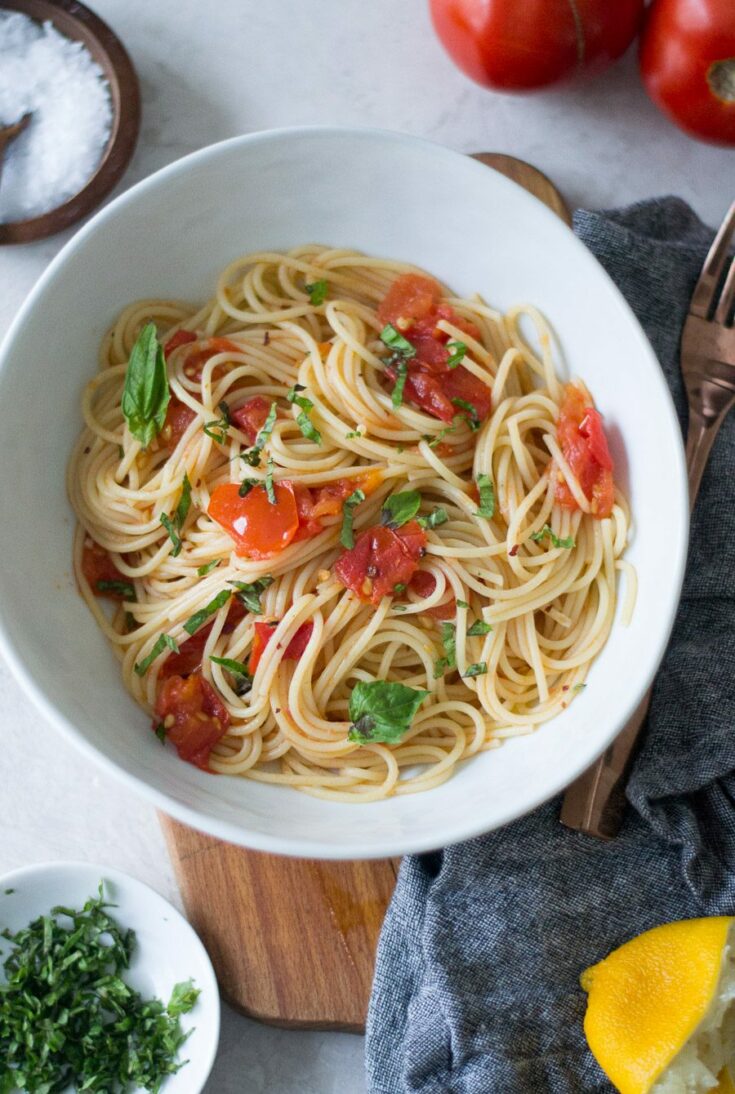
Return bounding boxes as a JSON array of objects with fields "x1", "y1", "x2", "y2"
[{"x1": 707, "y1": 59, "x2": 735, "y2": 103}]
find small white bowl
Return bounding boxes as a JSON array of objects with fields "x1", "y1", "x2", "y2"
[
  {"x1": 0, "y1": 127, "x2": 688, "y2": 858},
  {"x1": 0, "y1": 862, "x2": 220, "y2": 1093}
]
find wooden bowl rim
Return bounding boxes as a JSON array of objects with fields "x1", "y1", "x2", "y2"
[{"x1": 0, "y1": 0, "x2": 141, "y2": 244}]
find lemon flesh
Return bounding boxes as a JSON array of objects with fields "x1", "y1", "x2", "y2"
[{"x1": 581, "y1": 918, "x2": 735, "y2": 1094}]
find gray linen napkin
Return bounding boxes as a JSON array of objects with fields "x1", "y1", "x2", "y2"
[{"x1": 366, "y1": 198, "x2": 735, "y2": 1094}]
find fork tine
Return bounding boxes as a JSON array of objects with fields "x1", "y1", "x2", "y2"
[
  {"x1": 714, "y1": 254, "x2": 735, "y2": 325},
  {"x1": 690, "y1": 200, "x2": 735, "y2": 318}
]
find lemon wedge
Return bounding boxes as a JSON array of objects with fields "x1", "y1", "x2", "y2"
[{"x1": 581, "y1": 918, "x2": 735, "y2": 1093}]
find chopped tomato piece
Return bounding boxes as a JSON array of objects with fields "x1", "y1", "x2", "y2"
[
  {"x1": 408, "y1": 569, "x2": 456, "y2": 620},
  {"x1": 230, "y1": 396, "x2": 272, "y2": 445},
  {"x1": 334, "y1": 520, "x2": 427, "y2": 605},
  {"x1": 378, "y1": 273, "x2": 490, "y2": 424},
  {"x1": 249, "y1": 620, "x2": 315, "y2": 674},
  {"x1": 209, "y1": 481, "x2": 299, "y2": 559},
  {"x1": 161, "y1": 599, "x2": 246, "y2": 678},
  {"x1": 164, "y1": 329, "x2": 197, "y2": 357},
  {"x1": 182, "y1": 337, "x2": 242, "y2": 382},
  {"x1": 155, "y1": 672, "x2": 229, "y2": 770},
  {"x1": 161, "y1": 396, "x2": 196, "y2": 448},
  {"x1": 556, "y1": 383, "x2": 615, "y2": 518},
  {"x1": 292, "y1": 472, "x2": 383, "y2": 541},
  {"x1": 81, "y1": 539, "x2": 129, "y2": 599}
]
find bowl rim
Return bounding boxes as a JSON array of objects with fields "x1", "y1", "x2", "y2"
[
  {"x1": 0, "y1": 125, "x2": 690, "y2": 858},
  {"x1": 0, "y1": 0, "x2": 141, "y2": 244}
]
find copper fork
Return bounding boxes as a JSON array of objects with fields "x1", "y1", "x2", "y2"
[{"x1": 560, "y1": 200, "x2": 735, "y2": 839}]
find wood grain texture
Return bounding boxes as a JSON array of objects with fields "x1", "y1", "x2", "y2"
[{"x1": 161, "y1": 152, "x2": 569, "y2": 1032}]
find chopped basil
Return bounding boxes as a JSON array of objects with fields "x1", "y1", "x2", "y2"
[
  {"x1": 210, "y1": 654, "x2": 252, "y2": 679},
  {"x1": 531, "y1": 525, "x2": 575, "y2": 549},
  {"x1": 380, "y1": 323, "x2": 416, "y2": 359},
  {"x1": 393, "y1": 605, "x2": 408, "y2": 612},
  {"x1": 305, "y1": 279, "x2": 328, "y2": 306},
  {"x1": 346, "y1": 429, "x2": 363, "y2": 439},
  {"x1": 160, "y1": 513, "x2": 182, "y2": 557},
  {"x1": 229, "y1": 575, "x2": 274, "y2": 614},
  {"x1": 175, "y1": 472, "x2": 192, "y2": 527},
  {"x1": 241, "y1": 400, "x2": 278, "y2": 466},
  {"x1": 456, "y1": 599, "x2": 470, "y2": 609},
  {"x1": 121, "y1": 323, "x2": 170, "y2": 448},
  {"x1": 434, "y1": 622, "x2": 457, "y2": 678},
  {"x1": 452, "y1": 397, "x2": 481, "y2": 431},
  {"x1": 424, "y1": 421, "x2": 458, "y2": 448},
  {"x1": 287, "y1": 385, "x2": 322, "y2": 445},
  {"x1": 382, "y1": 490, "x2": 421, "y2": 528},
  {"x1": 134, "y1": 633, "x2": 179, "y2": 676},
  {"x1": 418, "y1": 507, "x2": 448, "y2": 530},
  {"x1": 96, "y1": 579, "x2": 135, "y2": 600},
  {"x1": 197, "y1": 559, "x2": 222, "y2": 576},
  {"x1": 348, "y1": 680, "x2": 429, "y2": 744},
  {"x1": 238, "y1": 477, "x2": 259, "y2": 497},
  {"x1": 467, "y1": 619, "x2": 492, "y2": 637},
  {"x1": 393, "y1": 582, "x2": 406, "y2": 594},
  {"x1": 446, "y1": 340, "x2": 467, "y2": 368},
  {"x1": 340, "y1": 488, "x2": 366, "y2": 549},
  {"x1": 391, "y1": 359, "x2": 408, "y2": 408},
  {"x1": 240, "y1": 448, "x2": 262, "y2": 468},
  {"x1": 573, "y1": 682, "x2": 587, "y2": 692},
  {"x1": 265, "y1": 456, "x2": 276, "y2": 504},
  {"x1": 463, "y1": 662, "x2": 488, "y2": 678},
  {"x1": 475, "y1": 474, "x2": 495, "y2": 519},
  {"x1": 203, "y1": 399, "x2": 231, "y2": 444},
  {"x1": 183, "y1": 589, "x2": 231, "y2": 636},
  {"x1": 154, "y1": 722, "x2": 166, "y2": 743}
]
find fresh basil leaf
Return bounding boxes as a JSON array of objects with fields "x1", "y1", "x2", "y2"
[
  {"x1": 435, "y1": 621, "x2": 457, "y2": 678},
  {"x1": 265, "y1": 456, "x2": 276, "y2": 504},
  {"x1": 347, "y1": 680, "x2": 429, "y2": 744},
  {"x1": 96, "y1": 579, "x2": 135, "y2": 600},
  {"x1": 210, "y1": 655, "x2": 252, "y2": 679},
  {"x1": 446, "y1": 340, "x2": 467, "y2": 368},
  {"x1": 134, "y1": 632, "x2": 179, "y2": 676},
  {"x1": 197, "y1": 559, "x2": 222, "y2": 576},
  {"x1": 381, "y1": 490, "x2": 421, "y2": 528},
  {"x1": 203, "y1": 400, "x2": 231, "y2": 445},
  {"x1": 467, "y1": 619, "x2": 492, "y2": 637},
  {"x1": 452, "y1": 397, "x2": 481, "y2": 430},
  {"x1": 305, "y1": 279, "x2": 328, "y2": 306},
  {"x1": 121, "y1": 323, "x2": 170, "y2": 448},
  {"x1": 463, "y1": 662, "x2": 487, "y2": 678},
  {"x1": 183, "y1": 589, "x2": 231, "y2": 635},
  {"x1": 391, "y1": 359, "x2": 408, "y2": 408},
  {"x1": 475, "y1": 474, "x2": 495, "y2": 519},
  {"x1": 380, "y1": 323, "x2": 416, "y2": 359},
  {"x1": 160, "y1": 513, "x2": 182, "y2": 556},
  {"x1": 287, "y1": 384, "x2": 313, "y2": 411},
  {"x1": 530, "y1": 524, "x2": 575, "y2": 549},
  {"x1": 287, "y1": 386, "x2": 322, "y2": 444},
  {"x1": 229, "y1": 575, "x2": 274, "y2": 613},
  {"x1": 418, "y1": 507, "x2": 448, "y2": 530},
  {"x1": 340, "y1": 488, "x2": 366, "y2": 549}
]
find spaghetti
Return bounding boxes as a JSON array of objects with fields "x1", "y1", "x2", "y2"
[{"x1": 68, "y1": 246, "x2": 632, "y2": 801}]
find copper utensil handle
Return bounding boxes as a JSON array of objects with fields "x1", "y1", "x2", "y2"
[{"x1": 560, "y1": 380, "x2": 730, "y2": 838}]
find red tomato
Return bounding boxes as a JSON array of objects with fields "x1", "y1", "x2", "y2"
[
  {"x1": 408, "y1": 570, "x2": 456, "y2": 620},
  {"x1": 161, "y1": 396, "x2": 196, "y2": 448},
  {"x1": 556, "y1": 383, "x2": 615, "y2": 518},
  {"x1": 230, "y1": 396, "x2": 272, "y2": 445},
  {"x1": 155, "y1": 672, "x2": 229, "y2": 770},
  {"x1": 164, "y1": 329, "x2": 197, "y2": 357},
  {"x1": 249, "y1": 620, "x2": 315, "y2": 674},
  {"x1": 429, "y1": 0, "x2": 645, "y2": 91},
  {"x1": 182, "y1": 337, "x2": 242, "y2": 382},
  {"x1": 640, "y1": 0, "x2": 735, "y2": 145},
  {"x1": 209, "y1": 481, "x2": 300, "y2": 559},
  {"x1": 162, "y1": 599, "x2": 246, "y2": 678},
  {"x1": 81, "y1": 540, "x2": 129, "y2": 599},
  {"x1": 292, "y1": 471, "x2": 383, "y2": 540},
  {"x1": 334, "y1": 521, "x2": 427, "y2": 605}
]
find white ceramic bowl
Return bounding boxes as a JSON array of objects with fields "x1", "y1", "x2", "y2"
[
  {"x1": 0, "y1": 862, "x2": 220, "y2": 1093},
  {"x1": 0, "y1": 127, "x2": 688, "y2": 858}
]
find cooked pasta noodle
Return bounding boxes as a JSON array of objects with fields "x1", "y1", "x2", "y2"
[{"x1": 68, "y1": 246, "x2": 632, "y2": 801}]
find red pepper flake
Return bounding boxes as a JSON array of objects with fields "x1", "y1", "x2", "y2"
[
  {"x1": 263, "y1": 330, "x2": 270, "y2": 345},
  {"x1": 562, "y1": 685, "x2": 570, "y2": 692},
  {"x1": 509, "y1": 544, "x2": 519, "y2": 557}
]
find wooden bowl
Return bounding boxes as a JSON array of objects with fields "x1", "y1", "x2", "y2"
[{"x1": 0, "y1": 0, "x2": 140, "y2": 244}]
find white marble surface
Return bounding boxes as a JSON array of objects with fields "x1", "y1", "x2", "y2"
[{"x1": 0, "y1": 2, "x2": 732, "y2": 1090}]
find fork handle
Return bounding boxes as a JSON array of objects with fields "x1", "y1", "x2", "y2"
[{"x1": 560, "y1": 388, "x2": 729, "y2": 838}]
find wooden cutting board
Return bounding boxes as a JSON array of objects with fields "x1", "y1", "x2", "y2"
[{"x1": 160, "y1": 154, "x2": 571, "y2": 1032}]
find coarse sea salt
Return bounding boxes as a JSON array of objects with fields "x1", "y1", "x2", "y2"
[{"x1": 0, "y1": 10, "x2": 113, "y2": 223}]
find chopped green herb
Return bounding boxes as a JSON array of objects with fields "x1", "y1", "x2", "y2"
[
  {"x1": 160, "y1": 512, "x2": 182, "y2": 556},
  {"x1": 134, "y1": 633, "x2": 179, "y2": 676},
  {"x1": 124, "y1": 611, "x2": 136, "y2": 632},
  {"x1": 265, "y1": 456, "x2": 276, "y2": 504},
  {"x1": 530, "y1": 525, "x2": 575, "y2": 549},
  {"x1": 183, "y1": 589, "x2": 231, "y2": 636},
  {"x1": 393, "y1": 583, "x2": 407, "y2": 594},
  {"x1": 467, "y1": 619, "x2": 493, "y2": 637},
  {"x1": 434, "y1": 622, "x2": 457, "y2": 678},
  {"x1": 96, "y1": 579, "x2": 135, "y2": 600},
  {"x1": 446, "y1": 340, "x2": 467, "y2": 368},
  {"x1": 348, "y1": 680, "x2": 428, "y2": 744},
  {"x1": 463, "y1": 662, "x2": 488, "y2": 678},
  {"x1": 229, "y1": 575, "x2": 274, "y2": 614},
  {"x1": 391, "y1": 359, "x2": 409, "y2": 408},
  {"x1": 452, "y1": 397, "x2": 481, "y2": 431},
  {"x1": 573, "y1": 683, "x2": 587, "y2": 692},
  {"x1": 393, "y1": 605, "x2": 408, "y2": 613},
  {"x1": 0, "y1": 885, "x2": 198, "y2": 1092},
  {"x1": 424, "y1": 421, "x2": 458, "y2": 448},
  {"x1": 4, "y1": 888, "x2": 15, "y2": 895},
  {"x1": 240, "y1": 448, "x2": 262, "y2": 468},
  {"x1": 161, "y1": 473, "x2": 194, "y2": 556},
  {"x1": 287, "y1": 384, "x2": 322, "y2": 444},
  {"x1": 340, "y1": 488, "x2": 366, "y2": 549},
  {"x1": 154, "y1": 722, "x2": 166, "y2": 743},
  {"x1": 418, "y1": 507, "x2": 448, "y2": 530},
  {"x1": 380, "y1": 323, "x2": 416, "y2": 359},
  {"x1": 382, "y1": 490, "x2": 421, "y2": 528},
  {"x1": 475, "y1": 474, "x2": 495, "y2": 519},
  {"x1": 121, "y1": 323, "x2": 170, "y2": 448},
  {"x1": 238, "y1": 476, "x2": 259, "y2": 497},
  {"x1": 305, "y1": 279, "x2": 328, "y2": 306},
  {"x1": 346, "y1": 429, "x2": 363, "y2": 439},
  {"x1": 203, "y1": 399, "x2": 231, "y2": 444},
  {"x1": 456, "y1": 599, "x2": 470, "y2": 609},
  {"x1": 117, "y1": 444, "x2": 125, "y2": 459},
  {"x1": 197, "y1": 558, "x2": 222, "y2": 576},
  {"x1": 210, "y1": 655, "x2": 252, "y2": 678}
]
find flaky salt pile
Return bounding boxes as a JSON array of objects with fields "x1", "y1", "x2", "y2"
[{"x1": 0, "y1": 11, "x2": 113, "y2": 223}]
